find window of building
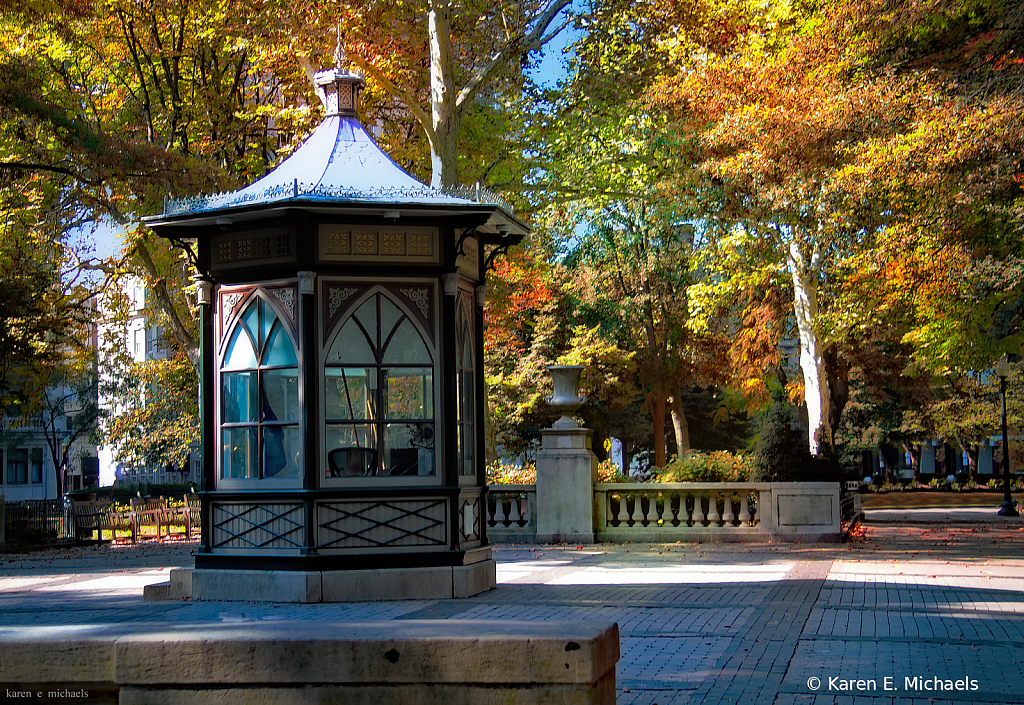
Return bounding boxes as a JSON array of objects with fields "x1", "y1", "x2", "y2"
[
  {"x1": 325, "y1": 292, "x2": 434, "y2": 478},
  {"x1": 220, "y1": 295, "x2": 300, "y2": 481},
  {"x1": 30, "y1": 449, "x2": 42, "y2": 483},
  {"x1": 456, "y1": 303, "x2": 475, "y2": 477},
  {"x1": 7, "y1": 449, "x2": 28, "y2": 485}
]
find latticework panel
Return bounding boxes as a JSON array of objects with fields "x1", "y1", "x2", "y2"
[
  {"x1": 212, "y1": 503, "x2": 304, "y2": 549},
  {"x1": 316, "y1": 500, "x2": 447, "y2": 549}
]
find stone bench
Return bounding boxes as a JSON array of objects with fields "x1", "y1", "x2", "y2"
[{"x1": 0, "y1": 620, "x2": 619, "y2": 704}]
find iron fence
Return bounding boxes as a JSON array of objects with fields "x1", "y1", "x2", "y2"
[{"x1": 3, "y1": 498, "x2": 73, "y2": 546}]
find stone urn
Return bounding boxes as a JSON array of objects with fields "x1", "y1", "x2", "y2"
[{"x1": 547, "y1": 365, "x2": 585, "y2": 429}]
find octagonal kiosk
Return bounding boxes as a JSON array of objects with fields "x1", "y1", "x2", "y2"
[{"x1": 143, "y1": 68, "x2": 524, "y2": 602}]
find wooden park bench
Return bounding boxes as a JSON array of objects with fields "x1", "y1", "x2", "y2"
[
  {"x1": 132, "y1": 495, "x2": 201, "y2": 540},
  {"x1": 130, "y1": 497, "x2": 171, "y2": 539},
  {"x1": 69, "y1": 501, "x2": 136, "y2": 543}
]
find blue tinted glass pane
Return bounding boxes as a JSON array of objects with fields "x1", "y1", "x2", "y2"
[
  {"x1": 223, "y1": 371, "x2": 258, "y2": 423},
  {"x1": 263, "y1": 425, "x2": 299, "y2": 479},
  {"x1": 383, "y1": 423, "x2": 434, "y2": 476},
  {"x1": 260, "y1": 299, "x2": 276, "y2": 351},
  {"x1": 328, "y1": 318, "x2": 375, "y2": 364},
  {"x1": 263, "y1": 368, "x2": 299, "y2": 422},
  {"x1": 241, "y1": 300, "x2": 259, "y2": 348},
  {"x1": 223, "y1": 326, "x2": 258, "y2": 370},
  {"x1": 383, "y1": 319, "x2": 431, "y2": 364},
  {"x1": 263, "y1": 323, "x2": 297, "y2": 367},
  {"x1": 222, "y1": 427, "x2": 258, "y2": 479},
  {"x1": 325, "y1": 368, "x2": 375, "y2": 420},
  {"x1": 353, "y1": 297, "x2": 378, "y2": 349},
  {"x1": 385, "y1": 368, "x2": 433, "y2": 419}
]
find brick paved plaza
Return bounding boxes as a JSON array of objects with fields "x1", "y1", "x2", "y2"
[{"x1": 2, "y1": 509, "x2": 1024, "y2": 704}]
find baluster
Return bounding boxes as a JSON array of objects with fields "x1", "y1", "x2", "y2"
[
  {"x1": 509, "y1": 495, "x2": 523, "y2": 526},
  {"x1": 665, "y1": 491, "x2": 678, "y2": 527},
  {"x1": 707, "y1": 491, "x2": 721, "y2": 525},
  {"x1": 645, "y1": 491, "x2": 658, "y2": 526},
  {"x1": 722, "y1": 493, "x2": 736, "y2": 524},
  {"x1": 738, "y1": 494, "x2": 751, "y2": 524},
  {"x1": 629, "y1": 493, "x2": 644, "y2": 526},
  {"x1": 616, "y1": 493, "x2": 630, "y2": 526},
  {"x1": 692, "y1": 493, "x2": 705, "y2": 526},
  {"x1": 754, "y1": 492, "x2": 763, "y2": 526}
]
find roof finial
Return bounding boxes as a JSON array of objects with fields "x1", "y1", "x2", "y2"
[{"x1": 333, "y1": 22, "x2": 346, "y2": 70}]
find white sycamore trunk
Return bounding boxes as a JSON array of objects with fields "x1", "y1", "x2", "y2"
[
  {"x1": 427, "y1": 0, "x2": 461, "y2": 188},
  {"x1": 788, "y1": 240, "x2": 829, "y2": 456}
]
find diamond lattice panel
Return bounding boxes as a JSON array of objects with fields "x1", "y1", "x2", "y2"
[
  {"x1": 317, "y1": 500, "x2": 447, "y2": 549},
  {"x1": 212, "y1": 503, "x2": 304, "y2": 549},
  {"x1": 460, "y1": 498, "x2": 479, "y2": 542}
]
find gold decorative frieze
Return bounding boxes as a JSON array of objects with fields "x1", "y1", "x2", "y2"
[
  {"x1": 409, "y1": 232, "x2": 432, "y2": 257},
  {"x1": 382, "y1": 231, "x2": 404, "y2": 255},
  {"x1": 326, "y1": 231, "x2": 350, "y2": 255},
  {"x1": 318, "y1": 225, "x2": 438, "y2": 264},
  {"x1": 353, "y1": 231, "x2": 378, "y2": 255}
]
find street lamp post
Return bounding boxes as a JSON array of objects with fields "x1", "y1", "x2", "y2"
[{"x1": 996, "y1": 354, "x2": 1018, "y2": 517}]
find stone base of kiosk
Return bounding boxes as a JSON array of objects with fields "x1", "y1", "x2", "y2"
[
  {"x1": 0, "y1": 620, "x2": 619, "y2": 705},
  {"x1": 144, "y1": 560, "x2": 496, "y2": 603}
]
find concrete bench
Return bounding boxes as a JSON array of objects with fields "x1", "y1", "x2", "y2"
[{"x1": 0, "y1": 620, "x2": 619, "y2": 704}]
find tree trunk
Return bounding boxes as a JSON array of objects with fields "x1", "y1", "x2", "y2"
[
  {"x1": 823, "y1": 346, "x2": 849, "y2": 452},
  {"x1": 428, "y1": 0, "x2": 461, "y2": 188},
  {"x1": 788, "y1": 240, "x2": 829, "y2": 455},
  {"x1": 669, "y1": 395, "x2": 691, "y2": 458},
  {"x1": 647, "y1": 387, "x2": 668, "y2": 468}
]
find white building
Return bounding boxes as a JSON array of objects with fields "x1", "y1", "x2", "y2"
[{"x1": 97, "y1": 278, "x2": 198, "y2": 488}]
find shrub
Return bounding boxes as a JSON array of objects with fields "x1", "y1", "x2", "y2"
[
  {"x1": 656, "y1": 451, "x2": 753, "y2": 483},
  {"x1": 748, "y1": 399, "x2": 839, "y2": 482},
  {"x1": 597, "y1": 458, "x2": 629, "y2": 483},
  {"x1": 486, "y1": 461, "x2": 536, "y2": 485}
]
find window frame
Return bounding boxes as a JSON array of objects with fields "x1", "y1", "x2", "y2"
[
  {"x1": 321, "y1": 282, "x2": 439, "y2": 487},
  {"x1": 6, "y1": 448, "x2": 28, "y2": 485},
  {"x1": 216, "y1": 286, "x2": 302, "y2": 490}
]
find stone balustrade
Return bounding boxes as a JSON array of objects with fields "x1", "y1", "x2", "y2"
[
  {"x1": 595, "y1": 483, "x2": 767, "y2": 543},
  {"x1": 486, "y1": 485, "x2": 537, "y2": 542},
  {"x1": 485, "y1": 482, "x2": 841, "y2": 543}
]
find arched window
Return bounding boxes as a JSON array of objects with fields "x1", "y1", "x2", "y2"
[
  {"x1": 324, "y1": 293, "x2": 434, "y2": 478},
  {"x1": 456, "y1": 304, "x2": 475, "y2": 477},
  {"x1": 221, "y1": 296, "x2": 300, "y2": 481}
]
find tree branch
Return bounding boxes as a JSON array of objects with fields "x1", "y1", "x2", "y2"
[{"x1": 455, "y1": 0, "x2": 572, "y2": 113}]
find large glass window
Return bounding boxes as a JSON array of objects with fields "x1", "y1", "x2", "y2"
[
  {"x1": 325, "y1": 293, "x2": 434, "y2": 478},
  {"x1": 456, "y1": 305, "x2": 475, "y2": 477},
  {"x1": 30, "y1": 449, "x2": 42, "y2": 483},
  {"x1": 221, "y1": 296, "x2": 300, "y2": 481},
  {"x1": 7, "y1": 449, "x2": 28, "y2": 485}
]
